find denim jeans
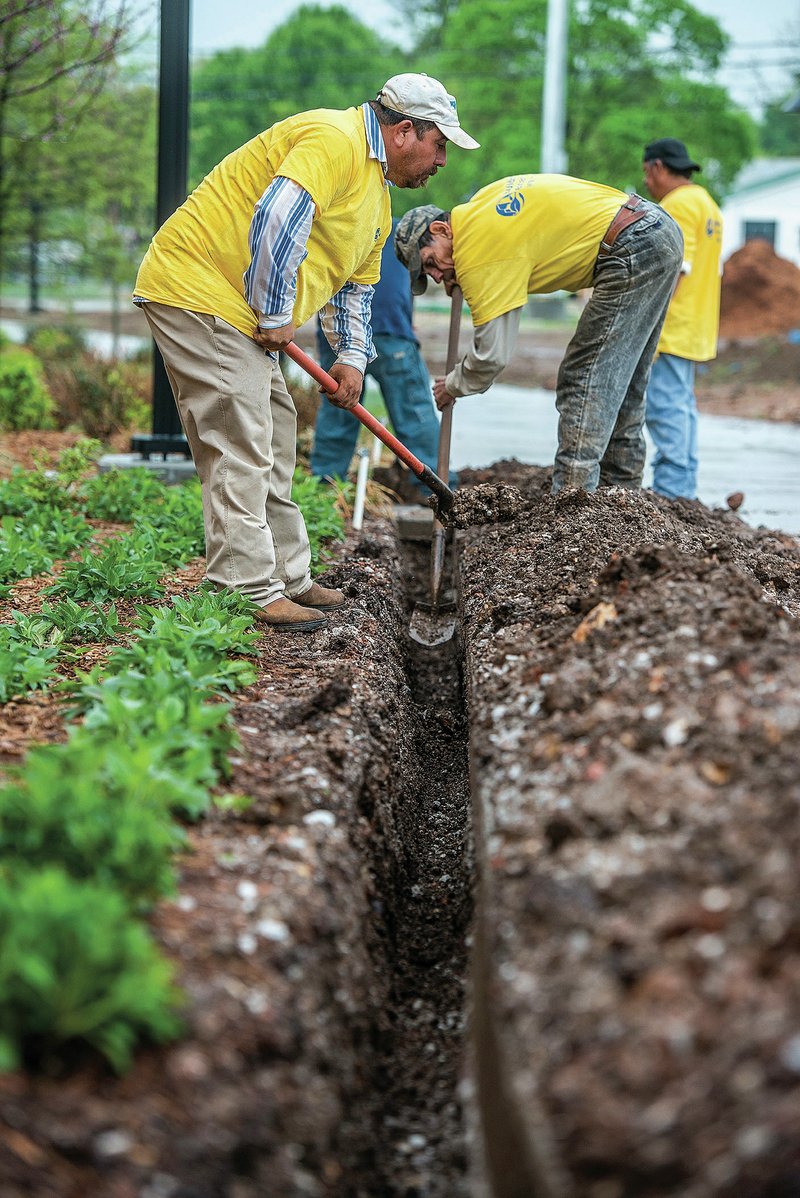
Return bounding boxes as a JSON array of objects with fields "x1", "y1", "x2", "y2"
[
  {"x1": 310, "y1": 332, "x2": 455, "y2": 490},
  {"x1": 552, "y1": 203, "x2": 684, "y2": 493},
  {"x1": 646, "y1": 353, "x2": 698, "y2": 499}
]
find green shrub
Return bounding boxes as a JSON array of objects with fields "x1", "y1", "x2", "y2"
[
  {"x1": 46, "y1": 354, "x2": 146, "y2": 439},
  {"x1": 24, "y1": 323, "x2": 87, "y2": 362},
  {"x1": 0, "y1": 347, "x2": 55, "y2": 430},
  {"x1": 0, "y1": 867, "x2": 183, "y2": 1073},
  {"x1": 0, "y1": 741, "x2": 182, "y2": 907}
]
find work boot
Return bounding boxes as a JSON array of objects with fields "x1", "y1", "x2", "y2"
[
  {"x1": 292, "y1": 581, "x2": 346, "y2": 612},
  {"x1": 253, "y1": 597, "x2": 328, "y2": 633}
]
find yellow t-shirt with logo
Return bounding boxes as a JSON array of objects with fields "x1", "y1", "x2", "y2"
[
  {"x1": 134, "y1": 107, "x2": 390, "y2": 337},
  {"x1": 451, "y1": 175, "x2": 627, "y2": 326},
  {"x1": 656, "y1": 184, "x2": 722, "y2": 362}
]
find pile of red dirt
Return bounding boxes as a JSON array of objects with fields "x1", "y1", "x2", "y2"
[{"x1": 720, "y1": 239, "x2": 800, "y2": 339}]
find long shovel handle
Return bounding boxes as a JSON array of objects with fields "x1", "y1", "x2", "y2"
[
  {"x1": 431, "y1": 286, "x2": 463, "y2": 605},
  {"x1": 284, "y1": 341, "x2": 455, "y2": 513}
]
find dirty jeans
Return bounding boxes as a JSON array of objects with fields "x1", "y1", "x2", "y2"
[
  {"x1": 553, "y1": 205, "x2": 684, "y2": 493},
  {"x1": 141, "y1": 302, "x2": 311, "y2": 607},
  {"x1": 310, "y1": 330, "x2": 455, "y2": 490},
  {"x1": 645, "y1": 352, "x2": 698, "y2": 499}
]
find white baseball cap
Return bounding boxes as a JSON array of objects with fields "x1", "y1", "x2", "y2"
[{"x1": 376, "y1": 73, "x2": 479, "y2": 151}]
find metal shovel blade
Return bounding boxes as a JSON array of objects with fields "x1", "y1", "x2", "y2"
[{"x1": 408, "y1": 600, "x2": 457, "y2": 647}]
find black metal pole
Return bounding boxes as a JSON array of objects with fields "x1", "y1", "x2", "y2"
[{"x1": 137, "y1": 0, "x2": 191, "y2": 454}]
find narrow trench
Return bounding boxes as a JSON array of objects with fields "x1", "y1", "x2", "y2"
[{"x1": 365, "y1": 534, "x2": 475, "y2": 1198}]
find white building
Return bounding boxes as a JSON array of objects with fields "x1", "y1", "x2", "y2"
[{"x1": 721, "y1": 158, "x2": 800, "y2": 267}]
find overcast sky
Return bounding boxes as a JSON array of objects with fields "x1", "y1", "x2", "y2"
[{"x1": 139, "y1": 0, "x2": 800, "y2": 117}]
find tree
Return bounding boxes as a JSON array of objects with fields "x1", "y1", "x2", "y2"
[
  {"x1": 190, "y1": 4, "x2": 406, "y2": 185},
  {"x1": 0, "y1": 0, "x2": 135, "y2": 297},
  {"x1": 391, "y1": 0, "x2": 755, "y2": 214}
]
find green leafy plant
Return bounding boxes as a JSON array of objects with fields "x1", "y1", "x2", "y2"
[
  {"x1": 0, "y1": 347, "x2": 55, "y2": 430},
  {"x1": 291, "y1": 468, "x2": 345, "y2": 572},
  {"x1": 45, "y1": 531, "x2": 166, "y2": 602},
  {"x1": 0, "y1": 634, "x2": 59, "y2": 702},
  {"x1": 79, "y1": 467, "x2": 167, "y2": 522},
  {"x1": 0, "y1": 867, "x2": 183, "y2": 1074},
  {"x1": 0, "y1": 441, "x2": 101, "y2": 517},
  {"x1": 38, "y1": 597, "x2": 121, "y2": 644},
  {"x1": 0, "y1": 741, "x2": 182, "y2": 907}
]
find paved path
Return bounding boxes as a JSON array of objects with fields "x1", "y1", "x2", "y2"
[{"x1": 445, "y1": 382, "x2": 800, "y2": 537}]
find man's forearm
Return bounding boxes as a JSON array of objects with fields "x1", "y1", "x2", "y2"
[
  {"x1": 320, "y1": 282, "x2": 376, "y2": 375},
  {"x1": 446, "y1": 307, "x2": 522, "y2": 397}
]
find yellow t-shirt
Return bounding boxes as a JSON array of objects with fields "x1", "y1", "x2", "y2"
[
  {"x1": 451, "y1": 175, "x2": 626, "y2": 326},
  {"x1": 134, "y1": 107, "x2": 391, "y2": 337},
  {"x1": 656, "y1": 184, "x2": 722, "y2": 362}
]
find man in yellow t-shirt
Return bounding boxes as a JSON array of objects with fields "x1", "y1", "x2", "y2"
[
  {"x1": 395, "y1": 175, "x2": 683, "y2": 493},
  {"x1": 642, "y1": 138, "x2": 723, "y2": 499},
  {"x1": 133, "y1": 73, "x2": 478, "y2": 631}
]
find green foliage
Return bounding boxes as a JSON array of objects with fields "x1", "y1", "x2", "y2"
[
  {"x1": 48, "y1": 355, "x2": 147, "y2": 440},
  {"x1": 0, "y1": 868, "x2": 182, "y2": 1074},
  {"x1": 0, "y1": 1, "x2": 140, "y2": 291},
  {"x1": 79, "y1": 467, "x2": 167, "y2": 522},
  {"x1": 0, "y1": 625, "x2": 59, "y2": 702},
  {"x1": 291, "y1": 469, "x2": 346, "y2": 573},
  {"x1": 0, "y1": 742, "x2": 182, "y2": 907},
  {"x1": 64, "y1": 588, "x2": 259, "y2": 818},
  {"x1": 131, "y1": 482, "x2": 206, "y2": 564},
  {"x1": 24, "y1": 323, "x2": 87, "y2": 362},
  {"x1": 394, "y1": 0, "x2": 755, "y2": 213},
  {"x1": 190, "y1": 4, "x2": 405, "y2": 181},
  {"x1": 133, "y1": 588, "x2": 260, "y2": 660},
  {"x1": 45, "y1": 532, "x2": 166, "y2": 602},
  {"x1": 38, "y1": 597, "x2": 120, "y2": 644},
  {"x1": 0, "y1": 347, "x2": 55, "y2": 431}
]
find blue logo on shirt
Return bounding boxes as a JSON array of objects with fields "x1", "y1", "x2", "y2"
[
  {"x1": 375, "y1": 227, "x2": 381, "y2": 241},
  {"x1": 496, "y1": 189, "x2": 524, "y2": 217}
]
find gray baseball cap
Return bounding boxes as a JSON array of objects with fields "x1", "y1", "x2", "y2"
[{"x1": 394, "y1": 205, "x2": 445, "y2": 295}]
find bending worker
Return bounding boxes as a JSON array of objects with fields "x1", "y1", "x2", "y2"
[
  {"x1": 395, "y1": 175, "x2": 683, "y2": 493},
  {"x1": 310, "y1": 219, "x2": 455, "y2": 500},
  {"x1": 134, "y1": 74, "x2": 478, "y2": 632},
  {"x1": 642, "y1": 138, "x2": 723, "y2": 500}
]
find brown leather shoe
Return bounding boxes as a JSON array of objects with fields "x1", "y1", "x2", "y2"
[
  {"x1": 253, "y1": 597, "x2": 328, "y2": 633},
  {"x1": 292, "y1": 581, "x2": 345, "y2": 612}
]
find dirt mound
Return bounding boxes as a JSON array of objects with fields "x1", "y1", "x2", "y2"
[{"x1": 720, "y1": 239, "x2": 800, "y2": 339}]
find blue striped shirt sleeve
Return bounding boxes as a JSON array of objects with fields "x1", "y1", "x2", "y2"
[
  {"x1": 320, "y1": 282, "x2": 376, "y2": 374},
  {"x1": 244, "y1": 177, "x2": 314, "y2": 328}
]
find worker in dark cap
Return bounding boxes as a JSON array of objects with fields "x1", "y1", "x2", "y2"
[{"x1": 642, "y1": 139, "x2": 723, "y2": 499}]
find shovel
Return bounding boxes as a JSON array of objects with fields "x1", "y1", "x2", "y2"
[
  {"x1": 409, "y1": 286, "x2": 463, "y2": 647},
  {"x1": 284, "y1": 342, "x2": 455, "y2": 514}
]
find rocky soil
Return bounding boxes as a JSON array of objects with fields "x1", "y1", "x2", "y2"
[
  {"x1": 0, "y1": 449, "x2": 799, "y2": 1196},
  {"x1": 457, "y1": 462, "x2": 800, "y2": 1198}
]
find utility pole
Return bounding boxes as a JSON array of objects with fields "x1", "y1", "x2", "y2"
[
  {"x1": 540, "y1": 0, "x2": 568, "y2": 174},
  {"x1": 132, "y1": 0, "x2": 192, "y2": 458}
]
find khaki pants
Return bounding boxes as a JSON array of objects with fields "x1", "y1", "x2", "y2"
[{"x1": 142, "y1": 303, "x2": 311, "y2": 606}]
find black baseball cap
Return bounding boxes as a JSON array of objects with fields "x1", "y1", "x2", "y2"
[{"x1": 643, "y1": 138, "x2": 701, "y2": 172}]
